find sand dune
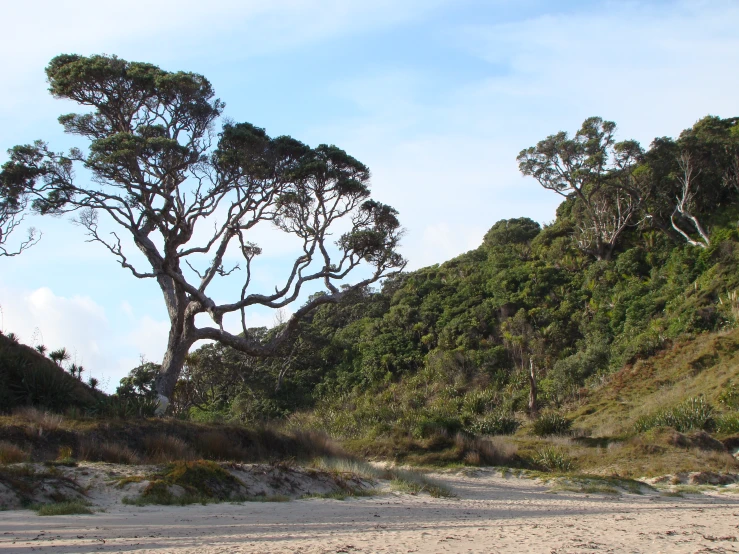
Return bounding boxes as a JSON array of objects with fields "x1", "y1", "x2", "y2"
[{"x1": 2, "y1": 469, "x2": 738, "y2": 553}]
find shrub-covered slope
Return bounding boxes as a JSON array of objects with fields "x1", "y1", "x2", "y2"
[
  {"x1": 169, "y1": 116, "x2": 739, "y2": 452},
  {"x1": 0, "y1": 334, "x2": 103, "y2": 413}
]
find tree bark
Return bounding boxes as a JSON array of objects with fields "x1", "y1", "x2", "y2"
[
  {"x1": 154, "y1": 330, "x2": 194, "y2": 415},
  {"x1": 528, "y1": 359, "x2": 538, "y2": 417},
  {"x1": 153, "y1": 274, "x2": 195, "y2": 415}
]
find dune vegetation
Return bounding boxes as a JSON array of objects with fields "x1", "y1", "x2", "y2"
[{"x1": 2, "y1": 54, "x2": 739, "y2": 486}]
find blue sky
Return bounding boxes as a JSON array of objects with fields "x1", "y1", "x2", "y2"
[{"x1": 1, "y1": 0, "x2": 737, "y2": 390}]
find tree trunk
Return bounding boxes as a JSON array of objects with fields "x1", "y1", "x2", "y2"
[
  {"x1": 528, "y1": 358, "x2": 538, "y2": 417},
  {"x1": 153, "y1": 274, "x2": 195, "y2": 415},
  {"x1": 154, "y1": 330, "x2": 193, "y2": 415}
]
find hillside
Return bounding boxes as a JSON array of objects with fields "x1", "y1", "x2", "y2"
[
  {"x1": 571, "y1": 329, "x2": 739, "y2": 437},
  {"x1": 3, "y1": 115, "x2": 739, "y2": 479},
  {"x1": 0, "y1": 333, "x2": 103, "y2": 413}
]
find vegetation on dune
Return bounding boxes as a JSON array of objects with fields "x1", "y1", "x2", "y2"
[
  {"x1": 0, "y1": 409, "x2": 345, "y2": 465},
  {"x1": 36, "y1": 500, "x2": 92, "y2": 516},
  {"x1": 136, "y1": 115, "x2": 739, "y2": 463},
  {"x1": 3, "y1": 56, "x2": 739, "y2": 478}
]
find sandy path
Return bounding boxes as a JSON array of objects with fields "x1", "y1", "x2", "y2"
[{"x1": 2, "y1": 471, "x2": 739, "y2": 553}]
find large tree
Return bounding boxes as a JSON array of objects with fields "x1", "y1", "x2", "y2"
[
  {"x1": 1, "y1": 54, "x2": 404, "y2": 412},
  {"x1": 518, "y1": 117, "x2": 647, "y2": 260}
]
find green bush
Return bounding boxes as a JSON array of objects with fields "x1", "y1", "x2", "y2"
[
  {"x1": 94, "y1": 395, "x2": 158, "y2": 419},
  {"x1": 634, "y1": 397, "x2": 715, "y2": 433},
  {"x1": 715, "y1": 413, "x2": 739, "y2": 434},
  {"x1": 36, "y1": 501, "x2": 92, "y2": 516},
  {"x1": 532, "y1": 413, "x2": 572, "y2": 436},
  {"x1": 718, "y1": 383, "x2": 739, "y2": 410},
  {"x1": 533, "y1": 447, "x2": 574, "y2": 472},
  {"x1": 466, "y1": 413, "x2": 519, "y2": 436}
]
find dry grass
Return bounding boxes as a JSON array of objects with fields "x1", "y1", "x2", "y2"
[
  {"x1": 12, "y1": 407, "x2": 64, "y2": 432},
  {"x1": 511, "y1": 429, "x2": 739, "y2": 478},
  {"x1": 78, "y1": 440, "x2": 140, "y2": 464},
  {"x1": 142, "y1": 434, "x2": 197, "y2": 463},
  {"x1": 0, "y1": 416, "x2": 352, "y2": 467},
  {"x1": 194, "y1": 430, "x2": 248, "y2": 461},
  {"x1": 0, "y1": 441, "x2": 28, "y2": 464},
  {"x1": 343, "y1": 430, "x2": 520, "y2": 467},
  {"x1": 292, "y1": 429, "x2": 345, "y2": 459},
  {"x1": 569, "y1": 330, "x2": 739, "y2": 437}
]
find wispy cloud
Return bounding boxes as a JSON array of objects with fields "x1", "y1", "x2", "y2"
[{"x1": 1, "y1": 0, "x2": 736, "y2": 385}]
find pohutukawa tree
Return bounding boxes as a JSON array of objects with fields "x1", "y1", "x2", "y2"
[
  {"x1": 518, "y1": 117, "x2": 647, "y2": 261},
  {"x1": 0, "y1": 151, "x2": 41, "y2": 256},
  {"x1": 1, "y1": 54, "x2": 405, "y2": 413}
]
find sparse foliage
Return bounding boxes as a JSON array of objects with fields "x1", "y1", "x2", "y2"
[
  {"x1": 49, "y1": 348, "x2": 70, "y2": 367},
  {"x1": 518, "y1": 117, "x2": 647, "y2": 260},
  {"x1": 0, "y1": 157, "x2": 40, "y2": 256}
]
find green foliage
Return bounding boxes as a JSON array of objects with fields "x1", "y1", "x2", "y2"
[
  {"x1": 634, "y1": 397, "x2": 716, "y2": 433},
  {"x1": 125, "y1": 460, "x2": 245, "y2": 506},
  {"x1": 718, "y1": 382, "x2": 739, "y2": 410},
  {"x1": 36, "y1": 500, "x2": 92, "y2": 516},
  {"x1": 715, "y1": 413, "x2": 739, "y2": 435},
  {"x1": 9, "y1": 114, "x2": 739, "y2": 453},
  {"x1": 531, "y1": 413, "x2": 572, "y2": 437},
  {"x1": 93, "y1": 394, "x2": 158, "y2": 419},
  {"x1": 465, "y1": 412, "x2": 519, "y2": 436},
  {"x1": 533, "y1": 447, "x2": 574, "y2": 472}
]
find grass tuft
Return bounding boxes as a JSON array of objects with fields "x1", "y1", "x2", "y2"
[
  {"x1": 13, "y1": 407, "x2": 64, "y2": 432},
  {"x1": 78, "y1": 440, "x2": 140, "y2": 464},
  {"x1": 390, "y1": 469, "x2": 455, "y2": 498},
  {"x1": 143, "y1": 434, "x2": 196, "y2": 463},
  {"x1": 0, "y1": 441, "x2": 28, "y2": 464},
  {"x1": 532, "y1": 413, "x2": 572, "y2": 437},
  {"x1": 634, "y1": 397, "x2": 715, "y2": 433},
  {"x1": 36, "y1": 500, "x2": 92, "y2": 516},
  {"x1": 533, "y1": 447, "x2": 574, "y2": 472}
]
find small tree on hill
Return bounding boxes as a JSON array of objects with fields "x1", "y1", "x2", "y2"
[{"x1": 1, "y1": 54, "x2": 405, "y2": 413}]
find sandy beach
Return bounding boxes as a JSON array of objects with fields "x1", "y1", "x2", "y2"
[{"x1": 2, "y1": 469, "x2": 738, "y2": 553}]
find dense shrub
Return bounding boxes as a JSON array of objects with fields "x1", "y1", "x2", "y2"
[
  {"x1": 466, "y1": 413, "x2": 519, "y2": 436},
  {"x1": 532, "y1": 413, "x2": 572, "y2": 436}
]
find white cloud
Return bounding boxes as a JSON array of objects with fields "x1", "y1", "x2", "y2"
[
  {"x1": 2, "y1": 0, "x2": 737, "y2": 382},
  {"x1": 0, "y1": 285, "x2": 108, "y2": 370},
  {"x1": 453, "y1": 1, "x2": 739, "y2": 142},
  {"x1": 0, "y1": 284, "x2": 171, "y2": 391},
  {"x1": 416, "y1": 223, "x2": 486, "y2": 268},
  {"x1": 309, "y1": 1, "x2": 739, "y2": 268}
]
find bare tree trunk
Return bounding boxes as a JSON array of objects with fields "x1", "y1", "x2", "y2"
[
  {"x1": 153, "y1": 276, "x2": 195, "y2": 415},
  {"x1": 671, "y1": 151, "x2": 709, "y2": 248},
  {"x1": 528, "y1": 358, "x2": 538, "y2": 417},
  {"x1": 155, "y1": 331, "x2": 194, "y2": 415}
]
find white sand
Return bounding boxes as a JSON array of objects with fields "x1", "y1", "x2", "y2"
[{"x1": 2, "y1": 469, "x2": 738, "y2": 553}]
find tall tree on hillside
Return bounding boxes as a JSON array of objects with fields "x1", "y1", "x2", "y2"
[
  {"x1": 0, "y1": 54, "x2": 405, "y2": 413},
  {"x1": 644, "y1": 117, "x2": 739, "y2": 248},
  {"x1": 518, "y1": 117, "x2": 647, "y2": 260}
]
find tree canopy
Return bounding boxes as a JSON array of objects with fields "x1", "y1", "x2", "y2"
[{"x1": 0, "y1": 54, "x2": 405, "y2": 412}]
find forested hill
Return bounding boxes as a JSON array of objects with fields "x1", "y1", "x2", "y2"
[{"x1": 159, "y1": 116, "x2": 739, "y2": 442}]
